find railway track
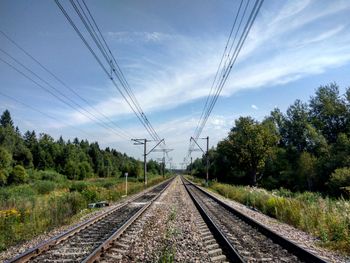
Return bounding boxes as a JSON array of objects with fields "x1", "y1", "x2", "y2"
[
  {"x1": 182, "y1": 176, "x2": 329, "y2": 263},
  {"x1": 6, "y1": 178, "x2": 173, "y2": 263}
]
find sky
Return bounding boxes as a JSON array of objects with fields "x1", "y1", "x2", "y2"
[{"x1": 1, "y1": 0, "x2": 350, "y2": 168}]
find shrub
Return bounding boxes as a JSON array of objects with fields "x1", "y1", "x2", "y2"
[
  {"x1": 8, "y1": 165, "x2": 28, "y2": 184},
  {"x1": 37, "y1": 170, "x2": 66, "y2": 182},
  {"x1": 209, "y1": 181, "x2": 350, "y2": 253},
  {"x1": 329, "y1": 168, "x2": 350, "y2": 196},
  {"x1": 78, "y1": 161, "x2": 93, "y2": 180},
  {"x1": 69, "y1": 181, "x2": 89, "y2": 192},
  {"x1": 0, "y1": 174, "x2": 166, "y2": 251},
  {"x1": 34, "y1": 180, "x2": 56, "y2": 195},
  {"x1": 81, "y1": 186, "x2": 100, "y2": 202},
  {"x1": 0, "y1": 147, "x2": 11, "y2": 170},
  {"x1": 64, "y1": 160, "x2": 79, "y2": 180},
  {"x1": 0, "y1": 169, "x2": 8, "y2": 186}
]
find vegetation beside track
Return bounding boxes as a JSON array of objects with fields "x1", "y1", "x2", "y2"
[
  {"x1": 0, "y1": 172, "x2": 168, "y2": 251},
  {"x1": 0, "y1": 109, "x2": 171, "y2": 251},
  {"x1": 185, "y1": 175, "x2": 350, "y2": 254}
]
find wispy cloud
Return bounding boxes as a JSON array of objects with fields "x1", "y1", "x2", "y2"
[
  {"x1": 251, "y1": 104, "x2": 258, "y2": 110},
  {"x1": 67, "y1": 0, "x2": 350, "y2": 128},
  {"x1": 107, "y1": 31, "x2": 175, "y2": 43}
]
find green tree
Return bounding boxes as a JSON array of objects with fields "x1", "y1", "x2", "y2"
[
  {"x1": 309, "y1": 83, "x2": 347, "y2": 143},
  {"x1": 8, "y1": 165, "x2": 28, "y2": 184},
  {"x1": 0, "y1": 147, "x2": 12, "y2": 185},
  {"x1": 64, "y1": 160, "x2": 79, "y2": 180},
  {"x1": 297, "y1": 152, "x2": 317, "y2": 191},
  {"x1": 78, "y1": 161, "x2": 93, "y2": 180},
  {"x1": 328, "y1": 167, "x2": 350, "y2": 196},
  {"x1": 147, "y1": 159, "x2": 161, "y2": 175},
  {"x1": 0, "y1": 169, "x2": 7, "y2": 185},
  {"x1": 0, "y1": 147, "x2": 12, "y2": 170},
  {"x1": 228, "y1": 117, "x2": 279, "y2": 186},
  {"x1": 0, "y1": 109, "x2": 14, "y2": 129}
]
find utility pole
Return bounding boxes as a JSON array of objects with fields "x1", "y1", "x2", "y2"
[
  {"x1": 132, "y1": 138, "x2": 165, "y2": 186},
  {"x1": 190, "y1": 136, "x2": 210, "y2": 185},
  {"x1": 143, "y1": 139, "x2": 147, "y2": 185},
  {"x1": 205, "y1": 136, "x2": 209, "y2": 184},
  {"x1": 152, "y1": 148, "x2": 173, "y2": 178},
  {"x1": 190, "y1": 156, "x2": 193, "y2": 175}
]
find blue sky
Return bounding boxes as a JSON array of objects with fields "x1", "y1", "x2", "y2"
[{"x1": 1, "y1": 0, "x2": 350, "y2": 167}]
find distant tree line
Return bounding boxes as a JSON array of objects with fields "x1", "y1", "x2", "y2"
[
  {"x1": 189, "y1": 83, "x2": 350, "y2": 197},
  {"x1": 0, "y1": 109, "x2": 161, "y2": 185}
]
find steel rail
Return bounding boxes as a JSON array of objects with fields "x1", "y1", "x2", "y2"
[
  {"x1": 83, "y1": 176, "x2": 173, "y2": 263},
  {"x1": 182, "y1": 177, "x2": 244, "y2": 262},
  {"x1": 182, "y1": 176, "x2": 329, "y2": 263},
  {"x1": 6, "y1": 177, "x2": 174, "y2": 263}
]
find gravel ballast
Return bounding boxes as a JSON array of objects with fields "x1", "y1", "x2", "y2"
[{"x1": 120, "y1": 176, "x2": 212, "y2": 262}]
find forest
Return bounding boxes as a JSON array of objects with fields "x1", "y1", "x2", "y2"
[
  {"x1": 0, "y1": 109, "x2": 162, "y2": 186},
  {"x1": 0, "y1": 109, "x2": 165, "y2": 250},
  {"x1": 190, "y1": 83, "x2": 350, "y2": 198}
]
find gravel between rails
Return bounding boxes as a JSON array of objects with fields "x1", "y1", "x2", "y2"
[
  {"x1": 188, "y1": 184, "x2": 302, "y2": 263},
  {"x1": 198, "y1": 184, "x2": 350, "y2": 263},
  {"x1": 0, "y1": 179, "x2": 169, "y2": 263},
  {"x1": 99, "y1": 176, "x2": 213, "y2": 262}
]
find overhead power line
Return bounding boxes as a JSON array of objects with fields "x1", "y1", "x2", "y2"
[
  {"x1": 0, "y1": 90, "x2": 91, "y2": 137},
  {"x1": 54, "y1": 0, "x2": 164, "y2": 145},
  {"x1": 187, "y1": 0, "x2": 264, "y2": 163},
  {"x1": 0, "y1": 30, "x2": 132, "y2": 140},
  {"x1": 0, "y1": 54, "x2": 130, "y2": 140}
]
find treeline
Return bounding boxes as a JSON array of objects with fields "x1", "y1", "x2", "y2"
[
  {"x1": 190, "y1": 83, "x2": 350, "y2": 197},
  {"x1": 0, "y1": 109, "x2": 161, "y2": 185}
]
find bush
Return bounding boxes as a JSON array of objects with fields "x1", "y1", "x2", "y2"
[
  {"x1": 329, "y1": 168, "x2": 350, "y2": 196},
  {"x1": 69, "y1": 181, "x2": 89, "y2": 192},
  {"x1": 0, "y1": 147, "x2": 11, "y2": 170},
  {"x1": 37, "y1": 170, "x2": 66, "y2": 182},
  {"x1": 8, "y1": 165, "x2": 28, "y2": 184},
  {"x1": 0, "y1": 174, "x2": 166, "y2": 251},
  {"x1": 78, "y1": 161, "x2": 93, "y2": 180},
  {"x1": 209, "y1": 181, "x2": 350, "y2": 253},
  {"x1": 0, "y1": 169, "x2": 8, "y2": 186},
  {"x1": 64, "y1": 160, "x2": 79, "y2": 180},
  {"x1": 34, "y1": 180, "x2": 56, "y2": 195}
]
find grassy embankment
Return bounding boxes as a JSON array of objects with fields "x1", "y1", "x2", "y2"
[
  {"x1": 0, "y1": 170, "x2": 169, "y2": 251},
  {"x1": 185, "y1": 175, "x2": 350, "y2": 254}
]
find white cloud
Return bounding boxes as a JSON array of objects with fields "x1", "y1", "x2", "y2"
[
  {"x1": 107, "y1": 31, "x2": 175, "y2": 43},
  {"x1": 67, "y1": 0, "x2": 350, "y2": 128},
  {"x1": 59, "y1": 0, "x2": 350, "y2": 164},
  {"x1": 251, "y1": 104, "x2": 258, "y2": 110}
]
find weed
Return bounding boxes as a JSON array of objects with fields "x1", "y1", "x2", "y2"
[{"x1": 209, "y1": 181, "x2": 350, "y2": 254}]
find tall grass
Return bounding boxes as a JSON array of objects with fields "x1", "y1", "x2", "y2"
[
  {"x1": 208, "y1": 182, "x2": 350, "y2": 253},
  {"x1": 0, "y1": 172, "x2": 168, "y2": 251}
]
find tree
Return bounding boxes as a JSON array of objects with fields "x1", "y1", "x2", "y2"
[
  {"x1": 0, "y1": 147, "x2": 12, "y2": 185},
  {"x1": 0, "y1": 169, "x2": 7, "y2": 185},
  {"x1": 228, "y1": 117, "x2": 279, "y2": 186},
  {"x1": 13, "y1": 143, "x2": 33, "y2": 168},
  {"x1": 0, "y1": 147, "x2": 12, "y2": 170},
  {"x1": 147, "y1": 159, "x2": 161, "y2": 175},
  {"x1": 309, "y1": 83, "x2": 347, "y2": 143},
  {"x1": 64, "y1": 160, "x2": 79, "y2": 180},
  {"x1": 0, "y1": 109, "x2": 14, "y2": 129},
  {"x1": 78, "y1": 161, "x2": 93, "y2": 180},
  {"x1": 297, "y1": 152, "x2": 317, "y2": 191},
  {"x1": 8, "y1": 165, "x2": 28, "y2": 184},
  {"x1": 328, "y1": 167, "x2": 350, "y2": 196}
]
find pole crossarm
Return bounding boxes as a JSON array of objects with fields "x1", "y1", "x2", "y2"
[
  {"x1": 190, "y1": 136, "x2": 205, "y2": 154},
  {"x1": 146, "y1": 138, "x2": 164, "y2": 155},
  {"x1": 152, "y1": 148, "x2": 174, "y2": 153},
  {"x1": 131, "y1": 138, "x2": 150, "y2": 145}
]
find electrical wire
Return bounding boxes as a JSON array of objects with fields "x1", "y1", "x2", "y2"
[{"x1": 187, "y1": 0, "x2": 264, "y2": 163}]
